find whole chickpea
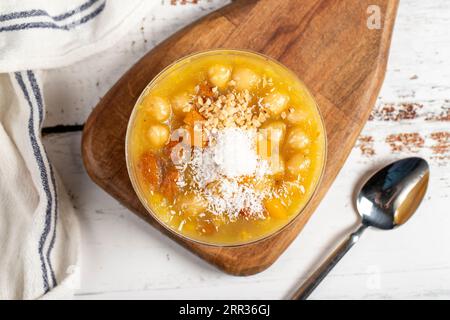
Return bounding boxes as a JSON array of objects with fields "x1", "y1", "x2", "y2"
[
  {"x1": 263, "y1": 92, "x2": 289, "y2": 115},
  {"x1": 285, "y1": 127, "x2": 310, "y2": 150},
  {"x1": 208, "y1": 64, "x2": 232, "y2": 88},
  {"x1": 143, "y1": 96, "x2": 171, "y2": 122},
  {"x1": 232, "y1": 68, "x2": 260, "y2": 90},
  {"x1": 287, "y1": 107, "x2": 308, "y2": 124},
  {"x1": 147, "y1": 124, "x2": 170, "y2": 149},
  {"x1": 171, "y1": 93, "x2": 192, "y2": 114}
]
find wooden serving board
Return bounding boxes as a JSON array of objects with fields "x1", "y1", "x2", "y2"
[{"x1": 82, "y1": 0, "x2": 399, "y2": 275}]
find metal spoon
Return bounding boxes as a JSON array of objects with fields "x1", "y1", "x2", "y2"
[{"x1": 291, "y1": 157, "x2": 430, "y2": 300}]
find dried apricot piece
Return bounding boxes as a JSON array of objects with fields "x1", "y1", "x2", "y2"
[
  {"x1": 161, "y1": 168, "x2": 180, "y2": 201},
  {"x1": 138, "y1": 152, "x2": 162, "y2": 189}
]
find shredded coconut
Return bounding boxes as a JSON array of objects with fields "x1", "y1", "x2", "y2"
[
  {"x1": 204, "y1": 179, "x2": 267, "y2": 220},
  {"x1": 213, "y1": 128, "x2": 259, "y2": 177},
  {"x1": 176, "y1": 127, "x2": 270, "y2": 220}
]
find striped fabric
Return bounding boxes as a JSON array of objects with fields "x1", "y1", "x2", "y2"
[
  {"x1": 0, "y1": 0, "x2": 106, "y2": 32},
  {"x1": 15, "y1": 71, "x2": 59, "y2": 294},
  {"x1": 0, "y1": 0, "x2": 150, "y2": 299},
  {"x1": 0, "y1": 0, "x2": 149, "y2": 73}
]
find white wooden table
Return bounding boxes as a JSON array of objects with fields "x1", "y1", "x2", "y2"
[{"x1": 42, "y1": 0, "x2": 450, "y2": 299}]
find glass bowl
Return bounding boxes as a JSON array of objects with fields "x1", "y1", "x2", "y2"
[{"x1": 125, "y1": 49, "x2": 327, "y2": 247}]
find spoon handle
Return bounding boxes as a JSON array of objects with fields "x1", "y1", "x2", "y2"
[{"x1": 291, "y1": 224, "x2": 367, "y2": 300}]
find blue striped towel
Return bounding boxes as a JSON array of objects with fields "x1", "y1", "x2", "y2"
[{"x1": 0, "y1": 0, "x2": 149, "y2": 299}]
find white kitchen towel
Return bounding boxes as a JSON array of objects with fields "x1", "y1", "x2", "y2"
[
  {"x1": 0, "y1": 0, "x2": 154, "y2": 299},
  {"x1": 0, "y1": 0, "x2": 150, "y2": 73},
  {"x1": 0, "y1": 71, "x2": 80, "y2": 300}
]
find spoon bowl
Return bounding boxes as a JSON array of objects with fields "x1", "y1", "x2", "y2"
[
  {"x1": 292, "y1": 157, "x2": 430, "y2": 299},
  {"x1": 357, "y1": 157, "x2": 430, "y2": 230}
]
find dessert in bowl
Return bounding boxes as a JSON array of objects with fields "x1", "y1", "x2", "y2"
[{"x1": 126, "y1": 50, "x2": 326, "y2": 246}]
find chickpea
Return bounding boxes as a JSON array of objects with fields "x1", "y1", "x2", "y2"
[
  {"x1": 286, "y1": 153, "x2": 311, "y2": 177},
  {"x1": 208, "y1": 64, "x2": 232, "y2": 88},
  {"x1": 143, "y1": 96, "x2": 171, "y2": 122},
  {"x1": 171, "y1": 93, "x2": 191, "y2": 114},
  {"x1": 147, "y1": 124, "x2": 170, "y2": 149},
  {"x1": 287, "y1": 107, "x2": 308, "y2": 124},
  {"x1": 232, "y1": 68, "x2": 260, "y2": 90},
  {"x1": 285, "y1": 127, "x2": 310, "y2": 150},
  {"x1": 263, "y1": 92, "x2": 289, "y2": 115}
]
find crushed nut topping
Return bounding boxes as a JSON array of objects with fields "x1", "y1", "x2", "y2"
[{"x1": 185, "y1": 81, "x2": 271, "y2": 133}]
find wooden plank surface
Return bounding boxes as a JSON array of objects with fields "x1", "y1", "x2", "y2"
[
  {"x1": 81, "y1": 0, "x2": 399, "y2": 275},
  {"x1": 42, "y1": 0, "x2": 450, "y2": 299}
]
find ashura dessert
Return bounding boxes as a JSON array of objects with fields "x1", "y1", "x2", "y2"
[{"x1": 126, "y1": 50, "x2": 326, "y2": 245}]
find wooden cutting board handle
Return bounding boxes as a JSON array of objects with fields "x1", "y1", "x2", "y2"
[{"x1": 82, "y1": 0, "x2": 399, "y2": 275}]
